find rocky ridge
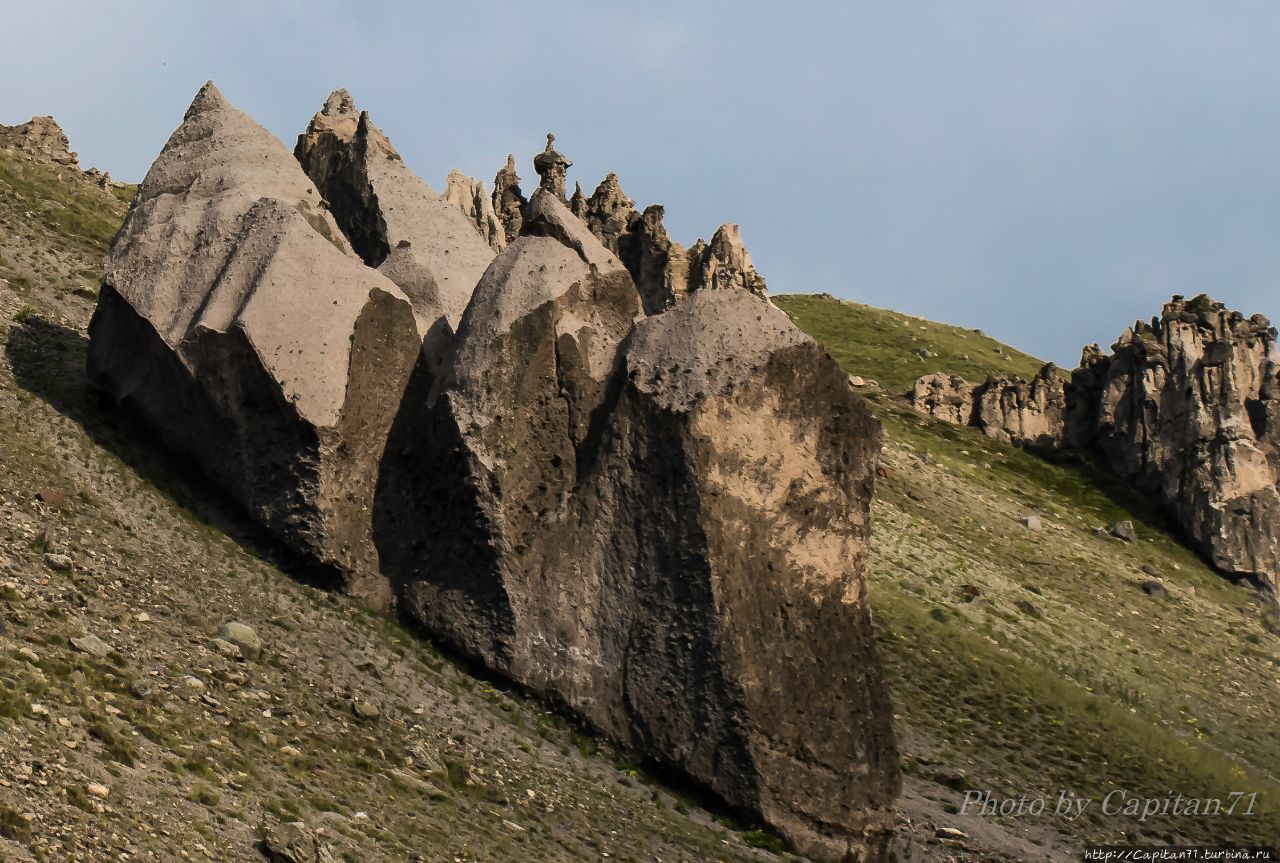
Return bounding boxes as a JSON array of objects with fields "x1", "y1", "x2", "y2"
[
  {"x1": 84, "y1": 83, "x2": 900, "y2": 860},
  {"x1": 910, "y1": 294, "x2": 1280, "y2": 594}
]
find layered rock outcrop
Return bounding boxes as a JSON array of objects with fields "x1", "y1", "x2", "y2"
[
  {"x1": 1064, "y1": 296, "x2": 1280, "y2": 591},
  {"x1": 86, "y1": 83, "x2": 423, "y2": 604},
  {"x1": 376, "y1": 190, "x2": 899, "y2": 860},
  {"x1": 492, "y1": 154, "x2": 525, "y2": 245},
  {"x1": 910, "y1": 366, "x2": 1064, "y2": 446},
  {"x1": 91, "y1": 84, "x2": 900, "y2": 860}
]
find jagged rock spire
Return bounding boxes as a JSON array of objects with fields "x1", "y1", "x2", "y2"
[
  {"x1": 493, "y1": 153, "x2": 525, "y2": 244},
  {"x1": 532, "y1": 132, "x2": 571, "y2": 200},
  {"x1": 688, "y1": 224, "x2": 767, "y2": 297},
  {"x1": 443, "y1": 169, "x2": 505, "y2": 252}
]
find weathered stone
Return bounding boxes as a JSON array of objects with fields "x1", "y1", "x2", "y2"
[
  {"x1": 86, "y1": 82, "x2": 423, "y2": 605},
  {"x1": 71, "y1": 634, "x2": 112, "y2": 658},
  {"x1": 442, "y1": 168, "x2": 505, "y2": 253},
  {"x1": 687, "y1": 223, "x2": 767, "y2": 297},
  {"x1": 531, "y1": 132, "x2": 571, "y2": 200},
  {"x1": 973, "y1": 364, "x2": 1066, "y2": 446},
  {"x1": 1064, "y1": 295, "x2": 1280, "y2": 592},
  {"x1": 911, "y1": 372, "x2": 975, "y2": 424},
  {"x1": 217, "y1": 622, "x2": 261, "y2": 660},
  {"x1": 260, "y1": 822, "x2": 337, "y2": 863},
  {"x1": 492, "y1": 154, "x2": 525, "y2": 245},
  {"x1": 1110, "y1": 520, "x2": 1137, "y2": 542},
  {"x1": 911, "y1": 365, "x2": 1065, "y2": 447},
  {"x1": 0, "y1": 116, "x2": 78, "y2": 166},
  {"x1": 295, "y1": 90, "x2": 495, "y2": 338},
  {"x1": 375, "y1": 191, "x2": 899, "y2": 860}
]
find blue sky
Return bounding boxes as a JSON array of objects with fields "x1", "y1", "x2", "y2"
[{"x1": 4, "y1": 1, "x2": 1278, "y2": 366}]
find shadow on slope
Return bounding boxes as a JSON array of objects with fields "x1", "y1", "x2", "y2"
[{"x1": 4, "y1": 314, "x2": 341, "y2": 591}]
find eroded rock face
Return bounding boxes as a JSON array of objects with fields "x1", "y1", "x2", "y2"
[
  {"x1": 1064, "y1": 295, "x2": 1280, "y2": 591},
  {"x1": 295, "y1": 90, "x2": 495, "y2": 337},
  {"x1": 443, "y1": 169, "x2": 505, "y2": 253},
  {"x1": 975, "y1": 364, "x2": 1066, "y2": 446},
  {"x1": 376, "y1": 190, "x2": 899, "y2": 861},
  {"x1": 688, "y1": 223, "x2": 768, "y2": 297},
  {"x1": 0, "y1": 116, "x2": 78, "y2": 166},
  {"x1": 492, "y1": 154, "x2": 525, "y2": 245},
  {"x1": 911, "y1": 366, "x2": 1064, "y2": 447},
  {"x1": 86, "y1": 83, "x2": 422, "y2": 604},
  {"x1": 911, "y1": 372, "x2": 975, "y2": 425}
]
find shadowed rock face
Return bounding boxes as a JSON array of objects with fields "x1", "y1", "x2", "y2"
[
  {"x1": 86, "y1": 83, "x2": 422, "y2": 604},
  {"x1": 295, "y1": 90, "x2": 495, "y2": 338},
  {"x1": 376, "y1": 190, "x2": 899, "y2": 861},
  {"x1": 1065, "y1": 295, "x2": 1280, "y2": 592}
]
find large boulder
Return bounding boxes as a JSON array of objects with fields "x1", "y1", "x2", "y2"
[
  {"x1": 1064, "y1": 295, "x2": 1280, "y2": 592},
  {"x1": 375, "y1": 189, "x2": 899, "y2": 861},
  {"x1": 86, "y1": 83, "x2": 422, "y2": 603}
]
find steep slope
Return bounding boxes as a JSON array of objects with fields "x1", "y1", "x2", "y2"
[
  {"x1": 778, "y1": 293, "x2": 1280, "y2": 856},
  {"x1": 0, "y1": 134, "x2": 803, "y2": 863}
]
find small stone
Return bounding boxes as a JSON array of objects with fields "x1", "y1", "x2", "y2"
[
  {"x1": 216, "y1": 622, "x2": 261, "y2": 659},
  {"x1": 17, "y1": 647, "x2": 39, "y2": 663},
  {"x1": 70, "y1": 634, "x2": 112, "y2": 658},
  {"x1": 1140, "y1": 581, "x2": 1169, "y2": 599},
  {"x1": 1014, "y1": 599, "x2": 1041, "y2": 618},
  {"x1": 181, "y1": 675, "x2": 206, "y2": 691},
  {"x1": 211, "y1": 638, "x2": 243, "y2": 660},
  {"x1": 86, "y1": 783, "x2": 110, "y2": 799},
  {"x1": 43, "y1": 553, "x2": 73, "y2": 572},
  {"x1": 351, "y1": 700, "x2": 380, "y2": 721},
  {"x1": 1109, "y1": 520, "x2": 1137, "y2": 542},
  {"x1": 935, "y1": 826, "x2": 968, "y2": 840},
  {"x1": 1020, "y1": 515, "x2": 1042, "y2": 531}
]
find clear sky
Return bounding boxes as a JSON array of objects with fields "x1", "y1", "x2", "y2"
[{"x1": 4, "y1": 1, "x2": 1278, "y2": 366}]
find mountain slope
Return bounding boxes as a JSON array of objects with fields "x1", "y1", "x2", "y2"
[{"x1": 778, "y1": 293, "x2": 1280, "y2": 855}]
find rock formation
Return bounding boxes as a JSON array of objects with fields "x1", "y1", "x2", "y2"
[
  {"x1": 531, "y1": 132, "x2": 571, "y2": 200},
  {"x1": 86, "y1": 83, "x2": 423, "y2": 604},
  {"x1": 688, "y1": 223, "x2": 768, "y2": 297},
  {"x1": 295, "y1": 89, "x2": 495, "y2": 340},
  {"x1": 0, "y1": 116, "x2": 79, "y2": 166},
  {"x1": 1064, "y1": 295, "x2": 1280, "y2": 592},
  {"x1": 911, "y1": 372, "x2": 975, "y2": 426},
  {"x1": 377, "y1": 190, "x2": 899, "y2": 861},
  {"x1": 492, "y1": 154, "x2": 525, "y2": 244},
  {"x1": 90, "y1": 84, "x2": 902, "y2": 860},
  {"x1": 910, "y1": 366, "x2": 1064, "y2": 446},
  {"x1": 974, "y1": 364, "x2": 1066, "y2": 446},
  {"x1": 442, "y1": 168, "x2": 505, "y2": 253}
]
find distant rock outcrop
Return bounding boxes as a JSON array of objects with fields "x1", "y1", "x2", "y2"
[
  {"x1": 376, "y1": 190, "x2": 899, "y2": 861},
  {"x1": 910, "y1": 366, "x2": 1064, "y2": 446},
  {"x1": 0, "y1": 116, "x2": 79, "y2": 166},
  {"x1": 911, "y1": 372, "x2": 975, "y2": 425},
  {"x1": 975, "y1": 364, "x2": 1066, "y2": 446},
  {"x1": 86, "y1": 83, "x2": 423, "y2": 604},
  {"x1": 1064, "y1": 295, "x2": 1280, "y2": 592}
]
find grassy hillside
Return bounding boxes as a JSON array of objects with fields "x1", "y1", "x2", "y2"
[
  {"x1": 774, "y1": 293, "x2": 1050, "y2": 394},
  {"x1": 0, "y1": 157, "x2": 784, "y2": 863},
  {"x1": 780, "y1": 293, "x2": 1280, "y2": 852}
]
